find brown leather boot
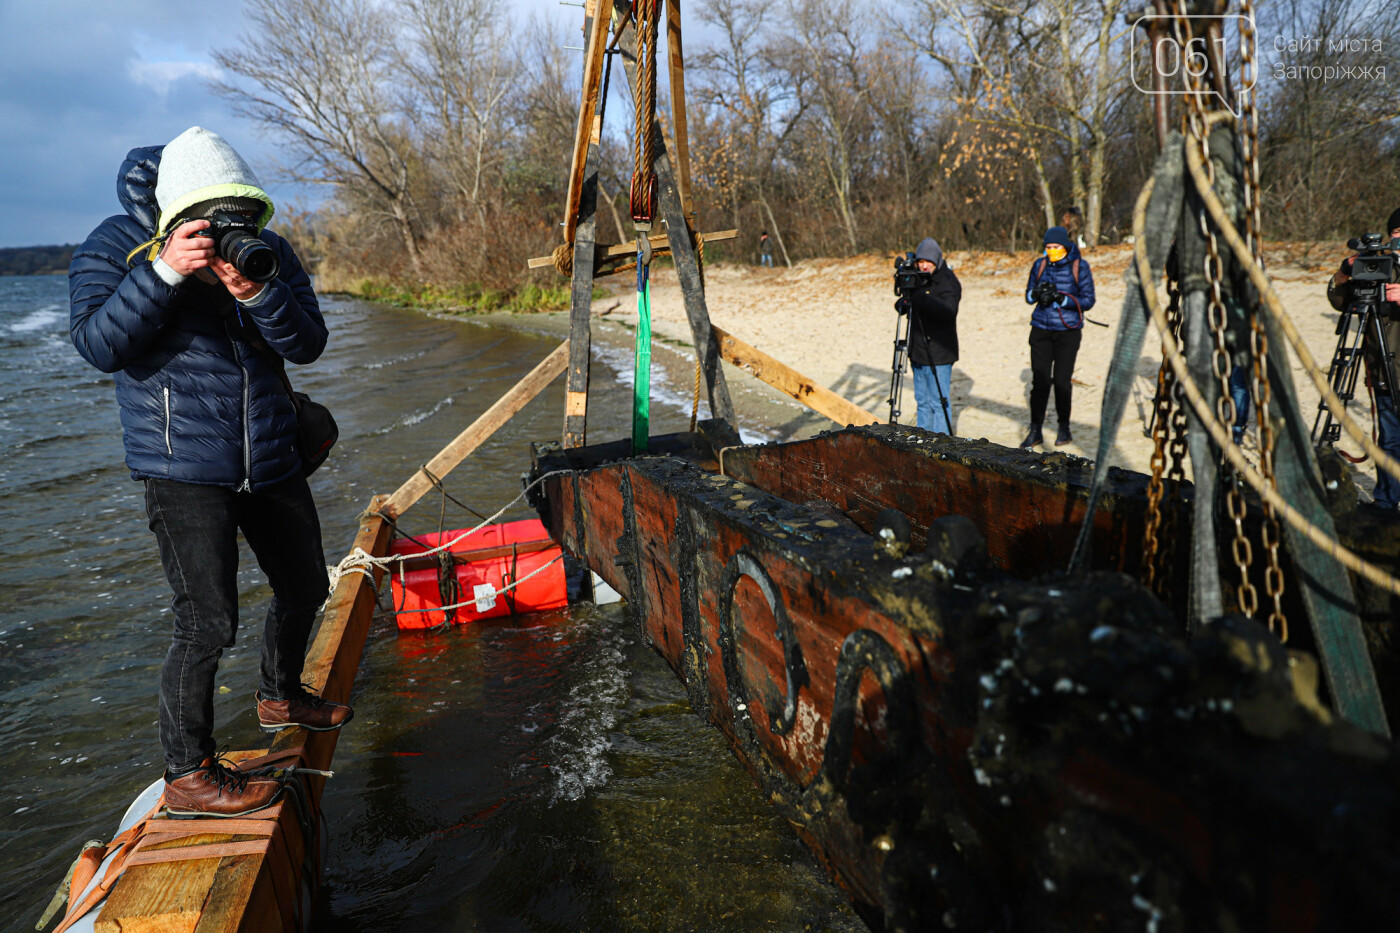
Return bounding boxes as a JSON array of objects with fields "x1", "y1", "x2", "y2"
[
  {"x1": 164, "y1": 757, "x2": 283, "y2": 818},
  {"x1": 257, "y1": 687, "x2": 354, "y2": 733}
]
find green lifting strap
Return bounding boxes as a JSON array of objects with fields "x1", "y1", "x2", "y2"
[{"x1": 632, "y1": 261, "x2": 652, "y2": 454}]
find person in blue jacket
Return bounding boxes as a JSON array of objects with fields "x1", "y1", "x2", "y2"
[
  {"x1": 69, "y1": 127, "x2": 351, "y2": 817},
  {"x1": 1020, "y1": 226, "x2": 1096, "y2": 448}
]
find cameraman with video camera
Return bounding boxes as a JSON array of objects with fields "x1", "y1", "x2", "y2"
[
  {"x1": 899, "y1": 238, "x2": 963, "y2": 434},
  {"x1": 1326, "y1": 207, "x2": 1400, "y2": 510},
  {"x1": 69, "y1": 126, "x2": 350, "y2": 817}
]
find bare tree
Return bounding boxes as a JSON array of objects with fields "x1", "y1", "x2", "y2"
[
  {"x1": 693, "y1": 0, "x2": 807, "y2": 264},
  {"x1": 399, "y1": 0, "x2": 519, "y2": 233},
  {"x1": 775, "y1": 0, "x2": 884, "y2": 254},
  {"x1": 210, "y1": 0, "x2": 426, "y2": 275},
  {"x1": 907, "y1": 0, "x2": 1132, "y2": 245}
]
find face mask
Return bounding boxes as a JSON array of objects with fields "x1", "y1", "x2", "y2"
[{"x1": 1045, "y1": 244, "x2": 1068, "y2": 262}]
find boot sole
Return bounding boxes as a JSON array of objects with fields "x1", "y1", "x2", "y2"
[
  {"x1": 258, "y1": 709, "x2": 355, "y2": 733},
  {"x1": 165, "y1": 788, "x2": 284, "y2": 819}
]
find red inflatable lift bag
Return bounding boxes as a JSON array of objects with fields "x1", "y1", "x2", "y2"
[{"x1": 389, "y1": 519, "x2": 568, "y2": 630}]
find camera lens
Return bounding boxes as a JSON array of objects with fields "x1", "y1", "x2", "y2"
[{"x1": 218, "y1": 231, "x2": 279, "y2": 283}]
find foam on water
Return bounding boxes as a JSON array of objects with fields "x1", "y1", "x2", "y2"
[{"x1": 7, "y1": 307, "x2": 64, "y2": 334}]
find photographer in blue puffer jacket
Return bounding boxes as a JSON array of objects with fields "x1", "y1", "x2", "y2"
[
  {"x1": 69, "y1": 127, "x2": 351, "y2": 818},
  {"x1": 1019, "y1": 226, "x2": 1096, "y2": 449}
]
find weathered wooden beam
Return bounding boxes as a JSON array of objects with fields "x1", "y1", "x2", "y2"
[
  {"x1": 384, "y1": 341, "x2": 569, "y2": 517},
  {"x1": 665, "y1": 0, "x2": 694, "y2": 221},
  {"x1": 711, "y1": 325, "x2": 880, "y2": 428},
  {"x1": 526, "y1": 228, "x2": 737, "y2": 270},
  {"x1": 563, "y1": 0, "x2": 614, "y2": 245},
  {"x1": 612, "y1": 0, "x2": 736, "y2": 427},
  {"x1": 564, "y1": 1, "x2": 608, "y2": 448}
]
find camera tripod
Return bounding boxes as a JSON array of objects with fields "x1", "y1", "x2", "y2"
[
  {"x1": 887, "y1": 294, "x2": 952, "y2": 429},
  {"x1": 888, "y1": 295, "x2": 911, "y2": 423},
  {"x1": 1311, "y1": 299, "x2": 1400, "y2": 447}
]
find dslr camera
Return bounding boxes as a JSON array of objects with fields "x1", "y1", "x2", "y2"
[
  {"x1": 893, "y1": 252, "x2": 932, "y2": 294},
  {"x1": 1345, "y1": 232, "x2": 1400, "y2": 309},
  {"x1": 1032, "y1": 280, "x2": 1061, "y2": 305},
  {"x1": 190, "y1": 209, "x2": 280, "y2": 283}
]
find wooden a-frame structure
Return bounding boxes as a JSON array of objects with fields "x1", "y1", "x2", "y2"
[{"x1": 538, "y1": 0, "x2": 737, "y2": 448}]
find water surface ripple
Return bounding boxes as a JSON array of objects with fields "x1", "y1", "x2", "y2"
[{"x1": 0, "y1": 275, "x2": 858, "y2": 932}]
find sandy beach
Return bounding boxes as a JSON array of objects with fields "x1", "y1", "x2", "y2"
[{"x1": 584, "y1": 243, "x2": 1383, "y2": 495}]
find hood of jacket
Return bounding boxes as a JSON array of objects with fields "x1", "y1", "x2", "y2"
[{"x1": 118, "y1": 145, "x2": 165, "y2": 235}]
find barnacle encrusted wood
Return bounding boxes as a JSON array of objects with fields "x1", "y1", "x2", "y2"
[{"x1": 531, "y1": 427, "x2": 1400, "y2": 930}]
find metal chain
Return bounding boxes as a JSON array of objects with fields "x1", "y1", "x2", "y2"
[
  {"x1": 1142, "y1": 277, "x2": 1185, "y2": 594},
  {"x1": 1142, "y1": 366, "x2": 1172, "y2": 590},
  {"x1": 1178, "y1": 7, "x2": 1258, "y2": 618},
  {"x1": 1238, "y1": 0, "x2": 1288, "y2": 639},
  {"x1": 1160, "y1": 280, "x2": 1190, "y2": 593}
]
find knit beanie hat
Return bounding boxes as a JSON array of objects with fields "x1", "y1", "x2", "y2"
[
  {"x1": 154, "y1": 127, "x2": 274, "y2": 235},
  {"x1": 1043, "y1": 226, "x2": 1074, "y2": 251},
  {"x1": 914, "y1": 237, "x2": 943, "y2": 268},
  {"x1": 1388, "y1": 207, "x2": 1400, "y2": 234}
]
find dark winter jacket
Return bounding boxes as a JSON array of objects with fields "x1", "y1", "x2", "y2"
[
  {"x1": 907, "y1": 263, "x2": 963, "y2": 366},
  {"x1": 68, "y1": 146, "x2": 327, "y2": 489},
  {"x1": 1024, "y1": 244, "x2": 1096, "y2": 331}
]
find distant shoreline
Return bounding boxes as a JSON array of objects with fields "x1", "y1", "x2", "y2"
[{"x1": 0, "y1": 244, "x2": 76, "y2": 277}]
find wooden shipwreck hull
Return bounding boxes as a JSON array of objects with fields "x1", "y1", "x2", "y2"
[{"x1": 532, "y1": 424, "x2": 1400, "y2": 931}]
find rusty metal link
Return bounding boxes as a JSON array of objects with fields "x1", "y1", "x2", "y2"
[
  {"x1": 1237, "y1": 0, "x2": 1288, "y2": 639},
  {"x1": 1142, "y1": 276, "x2": 1187, "y2": 597},
  {"x1": 1141, "y1": 374, "x2": 1172, "y2": 590},
  {"x1": 1238, "y1": 0, "x2": 1265, "y2": 269},
  {"x1": 1179, "y1": 7, "x2": 1258, "y2": 618}
]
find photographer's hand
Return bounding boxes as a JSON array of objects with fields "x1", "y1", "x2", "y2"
[
  {"x1": 159, "y1": 219, "x2": 214, "y2": 276},
  {"x1": 1386, "y1": 283, "x2": 1400, "y2": 303},
  {"x1": 209, "y1": 256, "x2": 264, "y2": 303}
]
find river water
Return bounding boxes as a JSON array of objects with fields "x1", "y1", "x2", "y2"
[{"x1": 0, "y1": 275, "x2": 858, "y2": 931}]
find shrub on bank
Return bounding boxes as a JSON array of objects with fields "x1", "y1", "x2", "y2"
[{"x1": 336, "y1": 277, "x2": 579, "y2": 313}]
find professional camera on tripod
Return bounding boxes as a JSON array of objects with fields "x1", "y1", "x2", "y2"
[
  {"x1": 887, "y1": 252, "x2": 932, "y2": 423},
  {"x1": 1312, "y1": 233, "x2": 1400, "y2": 446}
]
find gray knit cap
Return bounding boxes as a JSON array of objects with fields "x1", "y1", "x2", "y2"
[{"x1": 154, "y1": 127, "x2": 274, "y2": 235}]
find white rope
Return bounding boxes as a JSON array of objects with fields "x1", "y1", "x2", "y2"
[
  {"x1": 324, "y1": 469, "x2": 571, "y2": 600},
  {"x1": 391, "y1": 553, "x2": 566, "y2": 617}
]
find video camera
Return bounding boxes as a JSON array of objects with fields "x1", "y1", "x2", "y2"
[
  {"x1": 893, "y1": 252, "x2": 932, "y2": 294},
  {"x1": 186, "y1": 209, "x2": 280, "y2": 283},
  {"x1": 1345, "y1": 233, "x2": 1400, "y2": 307}
]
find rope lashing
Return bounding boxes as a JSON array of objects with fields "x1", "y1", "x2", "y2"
[
  {"x1": 552, "y1": 243, "x2": 574, "y2": 278},
  {"x1": 324, "y1": 470, "x2": 570, "y2": 598},
  {"x1": 630, "y1": 0, "x2": 662, "y2": 228}
]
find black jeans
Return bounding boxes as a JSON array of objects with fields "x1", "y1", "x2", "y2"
[
  {"x1": 145, "y1": 475, "x2": 329, "y2": 773},
  {"x1": 1028, "y1": 326, "x2": 1083, "y2": 427}
]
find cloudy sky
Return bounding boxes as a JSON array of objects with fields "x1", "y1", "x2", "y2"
[{"x1": 0, "y1": 0, "x2": 571, "y2": 249}]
